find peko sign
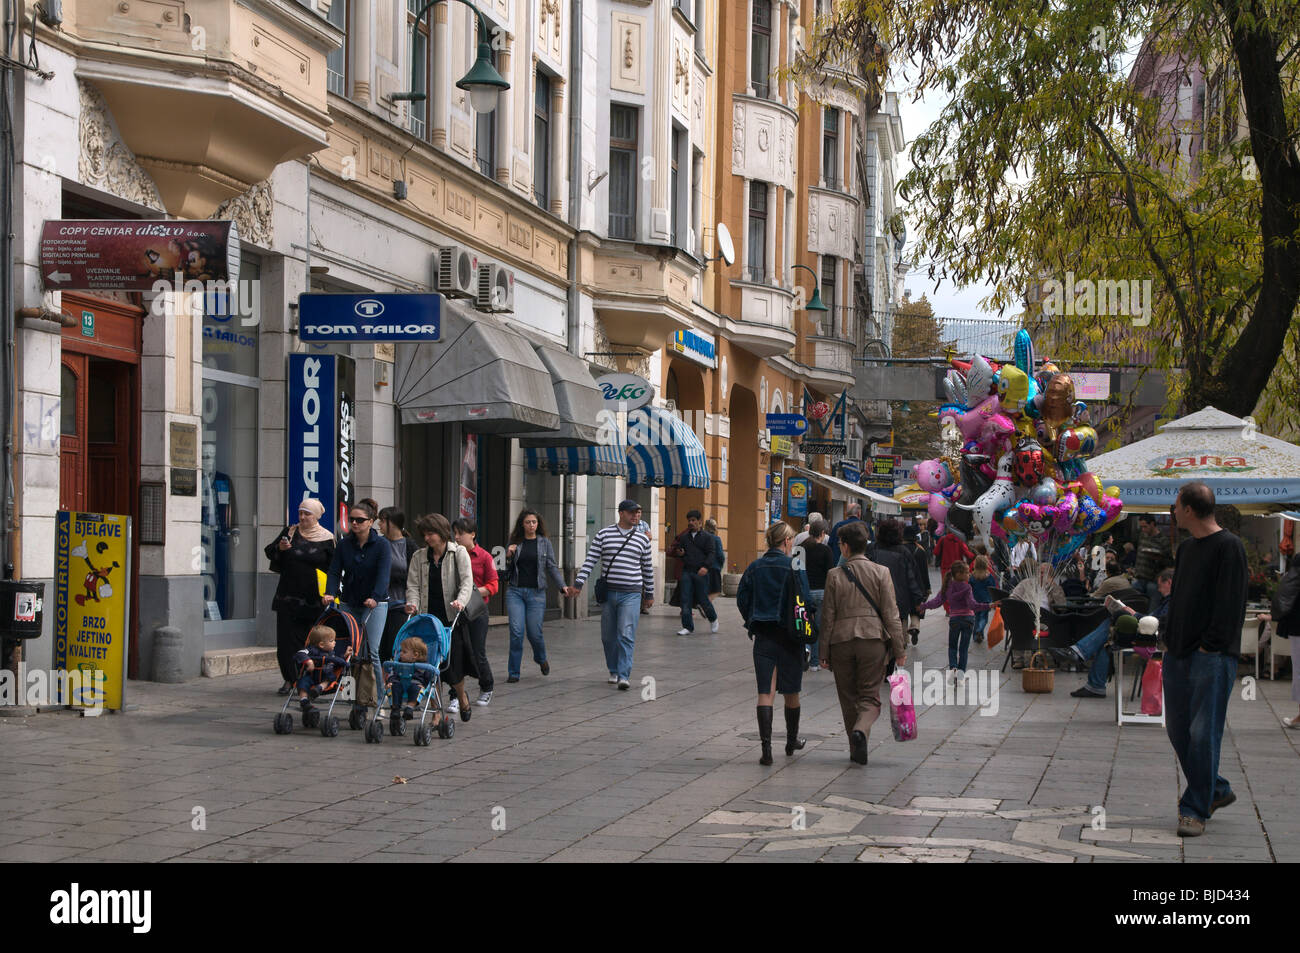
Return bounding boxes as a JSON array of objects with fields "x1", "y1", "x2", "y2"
[
  {"x1": 287, "y1": 354, "x2": 356, "y2": 535},
  {"x1": 595, "y1": 374, "x2": 655, "y2": 410}
]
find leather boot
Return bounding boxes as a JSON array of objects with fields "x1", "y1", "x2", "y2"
[
  {"x1": 784, "y1": 706, "x2": 806, "y2": 755},
  {"x1": 757, "y1": 705, "x2": 774, "y2": 765}
]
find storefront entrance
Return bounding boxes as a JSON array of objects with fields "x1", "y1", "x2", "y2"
[{"x1": 59, "y1": 292, "x2": 142, "y2": 675}]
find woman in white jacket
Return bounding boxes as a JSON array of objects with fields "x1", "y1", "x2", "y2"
[{"x1": 405, "y1": 513, "x2": 476, "y2": 721}]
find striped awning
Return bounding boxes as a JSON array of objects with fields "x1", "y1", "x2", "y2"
[
  {"x1": 524, "y1": 443, "x2": 628, "y2": 477},
  {"x1": 626, "y1": 406, "x2": 710, "y2": 489}
]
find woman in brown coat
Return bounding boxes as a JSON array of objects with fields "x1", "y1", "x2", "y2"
[{"x1": 818, "y1": 520, "x2": 906, "y2": 765}]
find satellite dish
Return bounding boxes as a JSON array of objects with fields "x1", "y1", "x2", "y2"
[{"x1": 715, "y1": 223, "x2": 736, "y2": 267}]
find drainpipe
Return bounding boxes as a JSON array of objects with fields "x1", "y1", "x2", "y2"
[{"x1": 562, "y1": 0, "x2": 583, "y2": 617}]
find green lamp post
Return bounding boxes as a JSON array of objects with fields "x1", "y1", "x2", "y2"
[
  {"x1": 791, "y1": 263, "x2": 828, "y2": 312},
  {"x1": 393, "y1": 0, "x2": 511, "y2": 114}
]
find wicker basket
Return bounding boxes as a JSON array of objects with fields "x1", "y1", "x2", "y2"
[{"x1": 1022, "y1": 650, "x2": 1055, "y2": 693}]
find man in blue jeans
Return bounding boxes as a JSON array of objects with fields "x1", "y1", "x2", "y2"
[
  {"x1": 567, "y1": 500, "x2": 655, "y2": 690},
  {"x1": 1161, "y1": 482, "x2": 1247, "y2": 838},
  {"x1": 669, "y1": 510, "x2": 719, "y2": 636},
  {"x1": 1069, "y1": 569, "x2": 1173, "y2": 698}
]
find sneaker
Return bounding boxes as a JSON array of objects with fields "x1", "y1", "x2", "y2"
[
  {"x1": 710, "y1": 620, "x2": 719, "y2": 634},
  {"x1": 1177, "y1": 815, "x2": 1205, "y2": 837},
  {"x1": 474, "y1": 692, "x2": 493, "y2": 707},
  {"x1": 1210, "y1": 791, "x2": 1236, "y2": 815},
  {"x1": 617, "y1": 678, "x2": 630, "y2": 691},
  {"x1": 539, "y1": 660, "x2": 550, "y2": 676},
  {"x1": 607, "y1": 674, "x2": 618, "y2": 684},
  {"x1": 506, "y1": 675, "x2": 520, "y2": 684},
  {"x1": 908, "y1": 628, "x2": 919, "y2": 646},
  {"x1": 447, "y1": 697, "x2": 460, "y2": 714},
  {"x1": 1284, "y1": 715, "x2": 1300, "y2": 729},
  {"x1": 1070, "y1": 685, "x2": 1106, "y2": 698},
  {"x1": 676, "y1": 627, "x2": 692, "y2": 636}
]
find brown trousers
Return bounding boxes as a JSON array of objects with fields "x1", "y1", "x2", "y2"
[{"x1": 829, "y1": 638, "x2": 889, "y2": 738}]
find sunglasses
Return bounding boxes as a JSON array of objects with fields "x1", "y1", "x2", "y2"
[{"x1": 350, "y1": 515, "x2": 371, "y2": 523}]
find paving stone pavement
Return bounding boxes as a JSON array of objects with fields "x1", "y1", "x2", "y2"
[{"x1": 2, "y1": 585, "x2": 1297, "y2": 863}]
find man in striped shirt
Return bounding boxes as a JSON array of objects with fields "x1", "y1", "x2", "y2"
[{"x1": 566, "y1": 499, "x2": 654, "y2": 690}]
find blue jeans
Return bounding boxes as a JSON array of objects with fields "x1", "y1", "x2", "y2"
[
  {"x1": 1163, "y1": 651, "x2": 1236, "y2": 822},
  {"x1": 342, "y1": 601, "x2": 387, "y2": 700},
  {"x1": 1073, "y1": 619, "x2": 1113, "y2": 692},
  {"x1": 973, "y1": 610, "x2": 989, "y2": 641},
  {"x1": 948, "y1": 616, "x2": 975, "y2": 671},
  {"x1": 807, "y1": 590, "x2": 824, "y2": 667},
  {"x1": 601, "y1": 590, "x2": 642, "y2": 679},
  {"x1": 506, "y1": 587, "x2": 548, "y2": 679},
  {"x1": 678, "y1": 571, "x2": 717, "y2": 630}
]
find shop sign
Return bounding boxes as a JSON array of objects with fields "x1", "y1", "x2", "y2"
[
  {"x1": 1073, "y1": 372, "x2": 1111, "y2": 401},
  {"x1": 1147, "y1": 451, "x2": 1254, "y2": 476},
  {"x1": 871, "y1": 455, "x2": 900, "y2": 477},
  {"x1": 40, "y1": 220, "x2": 239, "y2": 291},
  {"x1": 595, "y1": 374, "x2": 655, "y2": 410},
  {"x1": 802, "y1": 441, "x2": 847, "y2": 456},
  {"x1": 53, "y1": 511, "x2": 131, "y2": 711},
  {"x1": 841, "y1": 464, "x2": 861, "y2": 484},
  {"x1": 670, "y1": 329, "x2": 717, "y2": 368},
  {"x1": 288, "y1": 354, "x2": 356, "y2": 535},
  {"x1": 766, "y1": 413, "x2": 809, "y2": 436},
  {"x1": 770, "y1": 435, "x2": 794, "y2": 456},
  {"x1": 788, "y1": 478, "x2": 809, "y2": 518},
  {"x1": 864, "y1": 474, "x2": 894, "y2": 494},
  {"x1": 170, "y1": 423, "x2": 198, "y2": 468},
  {"x1": 460, "y1": 434, "x2": 478, "y2": 520},
  {"x1": 297, "y1": 293, "x2": 442, "y2": 341}
]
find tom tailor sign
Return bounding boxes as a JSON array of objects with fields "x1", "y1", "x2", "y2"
[
  {"x1": 297, "y1": 293, "x2": 441, "y2": 341},
  {"x1": 287, "y1": 354, "x2": 356, "y2": 535},
  {"x1": 40, "y1": 220, "x2": 239, "y2": 291}
]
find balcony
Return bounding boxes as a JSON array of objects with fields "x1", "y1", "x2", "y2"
[
  {"x1": 731, "y1": 94, "x2": 798, "y2": 192},
  {"x1": 69, "y1": 0, "x2": 337, "y2": 217},
  {"x1": 723, "y1": 278, "x2": 796, "y2": 358},
  {"x1": 807, "y1": 187, "x2": 859, "y2": 261},
  {"x1": 586, "y1": 238, "x2": 698, "y2": 351},
  {"x1": 794, "y1": 306, "x2": 856, "y2": 390}
]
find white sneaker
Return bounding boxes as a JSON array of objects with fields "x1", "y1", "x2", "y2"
[
  {"x1": 1284, "y1": 715, "x2": 1300, "y2": 729},
  {"x1": 617, "y1": 678, "x2": 630, "y2": 691},
  {"x1": 474, "y1": 692, "x2": 492, "y2": 707},
  {"x1": 446, "y1": 697, "x2": 460, "y2": 714},
  {"x1": 710, "y1": 621, "x2": 719, "y2": 633},
  {"x1": 608, "y1": 674, "x2": 619, "y2": 684},
  {"x1": 676, "y1": 627, "x2": 692, "y2": 636}
]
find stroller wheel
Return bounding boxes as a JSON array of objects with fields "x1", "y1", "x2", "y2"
[
  {"x1": 438, "y1": 718, "x2": 454, "y2": 740},
  {"x1": 273, "y1": 713, "x2": 292, "y2": 734},
  {"x1": 348, "y1": 708, "x2": 363, "y2": 731},
  {"x1": 415, "y1": 725, "x2": 432, "y2": 746},
  {"x1": 390, "y1": 714, "x2": 407, "y2": 736},
  {"x1": 321, "y1": 716, "x2": 339, "y2": 738},
  {"x1": 365, "y1": 720, "x2": 384, "y2": 743},
  {"x1": 302, "y1": 708, "x2": 321, "y2": 729}
]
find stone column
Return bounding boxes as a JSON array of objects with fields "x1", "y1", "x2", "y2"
[
  {"x1": 353, "y1": 0, "x2": 372, "y2": 105},
  {"x1": 550, "y1": 76, "x2": 566, "y2": 216},
  {"x1": 494, "y1": 36, "x2": 514, "y2": 185},
  {"x1": 432, "y1": 1, "x2": 449, "y2": 148}
]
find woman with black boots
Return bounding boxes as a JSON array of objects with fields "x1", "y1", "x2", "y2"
[{"x1": 737, "y1": 522, "x2": 813, "y2": 765}]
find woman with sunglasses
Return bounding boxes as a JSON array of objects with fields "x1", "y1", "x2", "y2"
[{"x1": 324, "y1": 500, "x2": 391, "y2": 703}]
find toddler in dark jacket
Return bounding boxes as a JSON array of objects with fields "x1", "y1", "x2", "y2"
[{"x1": 295, "y1": 625, "x2": 352, "y2": 710}]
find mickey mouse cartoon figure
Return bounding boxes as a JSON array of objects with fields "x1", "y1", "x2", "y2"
[{"x1": 72, "y1": 541, "x2": 120, "y2": 607}]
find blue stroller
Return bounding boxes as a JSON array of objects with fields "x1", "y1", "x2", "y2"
[{"x1": 365, "y1": 612, "x2": 457, "y2": 746}]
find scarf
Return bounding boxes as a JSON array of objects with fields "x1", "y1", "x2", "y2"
[{"x1": 293, "y1": 499, "x2": 335, "y2": 543}]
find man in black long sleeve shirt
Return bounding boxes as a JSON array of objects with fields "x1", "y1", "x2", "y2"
[
  {"x1": 669, "y1": 510, "x2": 720, "y2": 635},
  {"x1": 1163, "y1": 481, "x2": 1247, "y2": 838}
]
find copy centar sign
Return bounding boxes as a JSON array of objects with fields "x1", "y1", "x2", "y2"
[
  {"x1": 298, "y1": 293, "x2": 441, "y2": 341},
  {"x1": 287, "y1": 354, "x2": 356, "y2": 534}
]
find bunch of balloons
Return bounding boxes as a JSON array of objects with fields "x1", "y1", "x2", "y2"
[{"x1": 910, "y1": 329, "x2": 1123, "y2": 566}]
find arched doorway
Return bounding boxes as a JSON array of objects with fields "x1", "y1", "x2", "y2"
[
  {"x1": 729, "y1": 384, "x2": 761, "y2": 570},
  {"x1": 665, "y1": 360, "x2": 707, "y2": 541}
]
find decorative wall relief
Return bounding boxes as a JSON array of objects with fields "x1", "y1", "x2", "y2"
[
  {"x1": 78, "y1": 81, "x2": 165, "y2": 211},
  {"x1": 212, "y1": 180, "x2": 274, "y2": 248}
]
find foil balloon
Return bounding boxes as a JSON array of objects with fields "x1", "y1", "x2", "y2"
[
  {"x1": 1077, "y1": 470, "x2": 1103, "y2": 504},
  {"x1": 997, "y1": 365, "x2": 1031, "y2": 414},
  {"x1": 913, "y1": 459, "x2": 954, "y2": 492},
  {"x1": 1029, "y1": 478, "x2": 1060, "y2": 505},
  {"x1": 1001, "y1": 505, "x2": 1028, "y2": 536},
  {"x1": 1019, "y1": 503, "x2": 1051, "y2": 540},
  {"x1": 1076, "y1": 494, "x2": 1109, "y2": 533},
  {"x1": 1052, "y1": 533, "x2": 1089, "y2": 566},
  {"x1": 1056, "y1": 426, "x2": 1097, "y2": 462},
  {"x1": 965, "y1": 355, "x2": 998, "y2": 403},
  {"x1": 1012, "y1": 437, "x2": 1046, "y2": 486},
  {"x1": 952, "y1": 450, "x2": 1017, "y2": 554},
  {"x1": 1052, "y1": 493, "x2": 1079, "y2": 532}
]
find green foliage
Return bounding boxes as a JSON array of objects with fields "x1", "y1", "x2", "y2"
[{"x1": 794, "y1": 0, "x2": 1300, "y2": 429}]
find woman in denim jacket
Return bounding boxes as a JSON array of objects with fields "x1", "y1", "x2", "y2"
[
  {"x1": 738, "y1": 522, "x2": 813, "y2": 766},
  {"x1": 503, "y1": 509, "x2": 566, "y2": 682}
]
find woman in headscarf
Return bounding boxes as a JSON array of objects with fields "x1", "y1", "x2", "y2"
[{"x1": 265, "y1": 499, "x2": 336, "y2": 694}]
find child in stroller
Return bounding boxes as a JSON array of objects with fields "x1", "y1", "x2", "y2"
[
  {"x1": 366, "y1": 612, "x2": 456, "y2": 746},
  {"x1": 295, "y1": 625, "x2": 353, "y2": 712}
]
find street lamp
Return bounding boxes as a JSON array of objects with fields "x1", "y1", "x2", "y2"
[
  {"x1": 393, "y1": 0, "x2": 511, "y2": 115},
  {"x1": 791, "y1": 263, "x2": 828, "y2": 312}
]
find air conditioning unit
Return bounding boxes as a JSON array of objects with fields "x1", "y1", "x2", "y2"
[
  {"x1": 846, "y1": 437, "x2": 863, "y2": 460},
  {"x1": 476, "y1": 263, "x2": 514, "y2": 313},
  {"x1": 435, "y1": 245, "x2": 478, "y2": 298}
]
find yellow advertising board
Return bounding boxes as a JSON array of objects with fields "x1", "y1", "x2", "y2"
[{"x1": 54, "y1": 511, "x2": 131, "y2": 711}]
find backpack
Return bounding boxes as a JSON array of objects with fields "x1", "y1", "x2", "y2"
[{"x1": 779, "y1": 569, "x2": 818, "y2": 645}]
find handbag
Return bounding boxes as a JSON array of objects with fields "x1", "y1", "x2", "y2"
[
  {"x1": 840, "y1": 565, "x2": 897, "y2": 672},
  {"x1": 986, "y1": 604, "x2": 1005, "y2": 650},
  {"x1": 1140, "y1": 658, "x2": 1164, "y2": 715},
  {"x1": 594, "y1": 529, "x2": 638, "y2": 604},
  {"x1": 887, "y1": 670, "x2": 918, "y2": 741},
  {"x1": 779, "y1": 570, "x2": 818, "y2": 645},
  {"x1": 464, "y1": 586, "x2": 488, "y2": 622}
]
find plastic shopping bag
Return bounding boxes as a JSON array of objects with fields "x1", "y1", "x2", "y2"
[
  {"x1": 985, "y1": 605, "x2": 1005, "y2": 650},
  {"x1": 1140, "y1": 658, "x2": 1163, "y2": 716},
  {"x1": 888, "y1": 670, "x2": 918, "y2": 742}
]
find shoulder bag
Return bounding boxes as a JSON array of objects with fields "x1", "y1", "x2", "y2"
[
  {"x1": 841, "y1": 564, "x2": 897, "y2": 674},
  {"x1": 594, "y1": 529, "x2": 638, "y2": 604}
]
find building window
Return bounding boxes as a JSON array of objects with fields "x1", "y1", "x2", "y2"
[
  {"x1": 326, "y1": 0, "x2": 347, "y2": 96},
  {"x1": 695, "y1": 0, "x2": 706, "y2": 55},
  {"x1": 692, "y1": 147, "x2": 704, "y2": 257},
  {"x1": 671, "y1": 126, "x2": 683, "y2": 246},
  {"x1": 821, "y1": 255, "x2": 837, "y2": 331},
  {"x1": 823, "y1": 107, "x2": 840, "y2": 190},
  {"x1": 476, "y1": 48, "x2": 499, "y2": 178},
  {"x1": 751, "y1": 1, "x2": 771, "y2": 98},
  {"x1": 609, "y1": 104, "x2": 638, "y2": 240},
  {"x1": 406, "y1": 0, "x2": 429, "y2": 138},
  {"x1": 534, "y1": 72, "x2": 551, "y2": 207},
  {"x1": 748, "y1": 183, "x2": 767, "y2": 283}
]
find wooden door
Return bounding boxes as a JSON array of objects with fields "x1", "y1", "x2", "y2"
[
  {"x1": 60, "y1": 354, "x2": 88, "y2": 513},
  {"x1": 85, "y1": 359, "x2": 134, "y2": 517}
]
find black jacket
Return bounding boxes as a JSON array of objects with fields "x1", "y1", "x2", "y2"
[
  {"x1": 670, "y1": 529, "x2": 716, "y2": 573},
  {"x1": 872, "y1": 543, "x2": 925, "y2": 621},
  {"x1": 1273, "y1": 566, "x2": 1300, "y2": 639},
  {"x1": 266, "y1": 529, "x2": 336, "y2": 610}
]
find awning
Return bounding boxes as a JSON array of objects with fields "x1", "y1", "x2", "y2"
[
  {"x1": 514, "y1": 345, "x2": 606, "y2": 447},
  {"x1": 626, "y1": 406, "x2": 710, "y2": 488},
  {"x1": 392, "y1": 300, "x2": 560, "y2": 432},
  {"x1": 788, "y1": 465, "x2": 902, "y2": 515},
  {"x1": 524, "y1": 443, "x2": 628, "y2": 477}
]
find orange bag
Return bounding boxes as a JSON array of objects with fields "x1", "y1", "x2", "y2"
[{"x1": 985, "y1": 605, "x2": 1005, "y2": 649}]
